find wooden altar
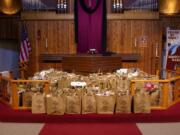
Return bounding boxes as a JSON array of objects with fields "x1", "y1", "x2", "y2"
[
  {"x1": 62, "y1": 55, "x2": 122, "y2": 74},
  {"x1": 39, "y1": 53, "x2": 140, "y2": 74}
]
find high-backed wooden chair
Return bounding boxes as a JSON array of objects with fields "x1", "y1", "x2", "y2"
[
  {"x1": 173, "y1": 67, "x2": 180, "y2": 101},
  {"x1": 0, "y1": 71, "x2": 13, "y2": 104}
]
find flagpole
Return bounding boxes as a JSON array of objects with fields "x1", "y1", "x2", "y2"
[
  {"x1": 19, "y1": 61, "x2": 28, "y2": 79},
  {"x1": 19, "y1": 21, "x2": 31, "y2": 79}
]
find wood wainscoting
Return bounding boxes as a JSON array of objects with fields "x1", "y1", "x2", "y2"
[
  {"x1": 21, "y1": 11, "x2": 180, "y2": 77},
  {"x1": 25, "y1": 18, "x2": 161, "y2": 77}
]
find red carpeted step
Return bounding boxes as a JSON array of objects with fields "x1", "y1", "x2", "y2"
[
  {"x1": 1, "y1": 102, "x2": 180, "y2": 123},
  {"x1": 39, "y1": 123, "x2": 142, "y2": 135}
]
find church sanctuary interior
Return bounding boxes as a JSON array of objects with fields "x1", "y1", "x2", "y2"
[{"x1": 0, "y1": 0, "x2": 180, "y2": 135}]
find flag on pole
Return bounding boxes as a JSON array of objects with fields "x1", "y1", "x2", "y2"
[{"x1": 19, "y1": 24, "x2": 31, "y2": 63}]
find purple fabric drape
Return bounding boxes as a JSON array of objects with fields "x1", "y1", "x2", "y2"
[{"x1": 77, "y1": 0, "x2": 104, "y2": 54}]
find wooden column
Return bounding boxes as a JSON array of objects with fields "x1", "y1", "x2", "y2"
[
  {"x1": 162, "y1": 82, "x2": 169, "y2": 109},
  {"x1": 11, "y1": 82, "x2": 19, "y2": 110}
]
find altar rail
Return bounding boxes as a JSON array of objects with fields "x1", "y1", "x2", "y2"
[
  {"x1": 0, "y1": 71, "x2": 180, "y2": 110},
  {"x1": 11, "y1": 80, "x2": 49, "y2": 110},
  {"x1": 131, "y1": 76, "x2": 180, "y2": 110}
]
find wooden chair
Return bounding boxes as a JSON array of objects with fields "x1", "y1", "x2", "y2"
[
  {"x1": 173, "y1": 67, "x2": 180, "y2": 101},
  {"x1": 0, "y1": 71, "x2": 13, "y2": 105}
]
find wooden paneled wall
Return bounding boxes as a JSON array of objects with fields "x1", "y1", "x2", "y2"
[
  {"x1": 161, "y1": 17, "x2": 180, "y2": 35},
  {"x1": 0, "y1": 16, "x2": 20, "y2": 39},
  {"x1": 25, "y1": 20, "x2": 76, "y2": 77},
  {"x1": 25, "y1": 16, "x2": 180, "y2": 77},
  {"x1": 107, "y1": 20, "x2": 162, "y2": 74},
  {"x1": 24, "y1": 19, "x2": 162, "y2": 76},
  {"x1": 1, "y1": 0, "x2": 178, "y2": 77}
]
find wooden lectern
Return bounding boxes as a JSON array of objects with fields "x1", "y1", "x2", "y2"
[{"x1": 62, "y1": 55, "x2": 122, "y2": 74}]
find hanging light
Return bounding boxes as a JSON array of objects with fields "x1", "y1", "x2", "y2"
[
  {"x1": 0, "y1": 0, "x2": 21, "y2": 15},
  {"x1": 159, "y1": 0, "x2": 180, "y2": 15}
]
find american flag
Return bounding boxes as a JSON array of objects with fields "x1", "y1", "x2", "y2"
[{"x1": 19, "y1": 24, "x2": 31, "y2": 63}]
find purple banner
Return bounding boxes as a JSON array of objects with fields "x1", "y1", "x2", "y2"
[{"x1": 76, "y1": 0, "x2": 105, "y2": 54}]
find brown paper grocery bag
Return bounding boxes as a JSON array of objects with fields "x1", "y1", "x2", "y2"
[
  {"x1": 96, "y1": 95, "x2": 115, "y2": 114},
  {"x1": 135, "y1": 82, "x2": 144, "y2": 93},
  {"x1": 66, "y1": 95, "x2": 81, "y2": 114},
  {"x1": 23, "y1": 91, "x2": 33, "y2": 107},
  {"x1": 123, "y1": 79, "x2": 130, "y2": 90},
  {"x1": 134, "y1": 93, "x2": 151, "y2": 113},
  {"x1": 32, "y1": 93, "x2": 46, "y2": 114},
  {"x1": 112, "y1": 78, "x2": 118, "y2": 90},
  {"x1": 150, "y1": 90, "x2": 160, "y2": 106},
  {"x1": 46, "y1": 95, "x2": 66, "y2": 115},
  {"x1": 115, "y1": 95, "x2": 132, "y2": 113},
  {"x1": 58, "y1": 78, "x2": 71, "y2": 89},
  {"x1": 82, "y1": 95, "x2": 96, "y2": 114}
]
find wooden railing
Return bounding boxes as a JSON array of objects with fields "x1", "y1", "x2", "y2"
[
  {"x1": 11, "y1": 80, "x2": 49, "y2": 110},
  {"x1": 131, "y1": 75, "x2": 180, "y2": 110},
  {"x1": 1, "y1": 70, "x2": 179, "y2": 111}
]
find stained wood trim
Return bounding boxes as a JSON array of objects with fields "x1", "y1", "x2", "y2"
[
  {"x1": 108, "y1": 11, "x2": 159, "y2": 20},
  {"x1": 21, "y1": 11, "x2": 159, "y2": 20},
  {"x1": 0, "y1": 13, "x2": 20, "y2": 18},
  {"x1": 160, "y1": 13, "x2": 180, "y2": 18},
  {"x1": 39, "y1": 54, "x2": 63, "y2": 62},
  {"x1": 21, "y1": 11, "x2": 74, "y2": 20},
  {"x1": 39, "y1": 53, "x2": 141, "y2": 62}
]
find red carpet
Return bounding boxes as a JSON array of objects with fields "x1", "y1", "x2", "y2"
[
  {"x1": 39, "y1": 123, "x2": 142, "y2": 135},
  {"x1": 0, "y1": 102, "x2": 180, "y2": 123}
]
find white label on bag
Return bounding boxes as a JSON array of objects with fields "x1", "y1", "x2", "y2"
[{"x1": 71, "y1": 81, "x2": 87, "y2": 87}]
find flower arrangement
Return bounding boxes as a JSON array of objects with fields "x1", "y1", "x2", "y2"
[{"x1": 144, "y1": 82, "x2": 159, "y2": 94}]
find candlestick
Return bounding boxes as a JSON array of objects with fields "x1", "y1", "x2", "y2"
[{"x1": 155, "y1": 43, "x2": 158, "y2": 57}]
